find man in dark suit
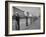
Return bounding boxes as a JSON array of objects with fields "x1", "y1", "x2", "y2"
[{"x1": 12, "y1": 12, "x2": 20, "y2": 30}]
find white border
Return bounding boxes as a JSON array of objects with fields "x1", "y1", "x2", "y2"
[{"x1": 8, "y1": 2, "x2": 43, "y2": 34}]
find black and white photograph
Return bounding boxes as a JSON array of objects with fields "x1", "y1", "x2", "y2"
[
  {"x1": 5, "y1": 1, "x2": 45, "y2": 36},
  {"x1": 12, "y1": 7, "x2": 40, "y2": 30}
]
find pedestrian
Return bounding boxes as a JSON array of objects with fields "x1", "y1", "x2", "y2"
[{"x1": 12, "y1": 12, "x2": 20, "y2": 30}]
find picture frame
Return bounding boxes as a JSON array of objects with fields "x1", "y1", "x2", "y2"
[{"x1": 5, "y1": 1, "x2": 45, "y2": 36}]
